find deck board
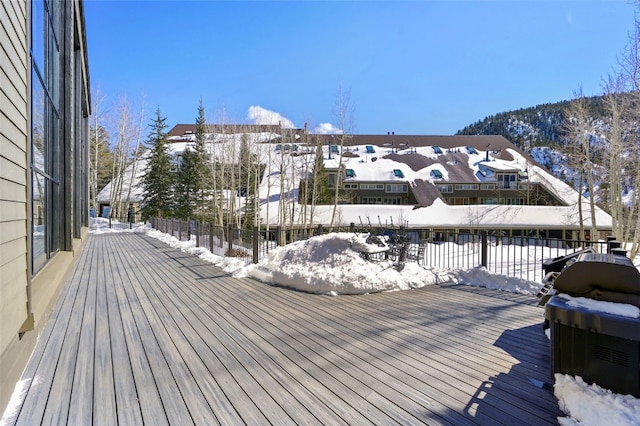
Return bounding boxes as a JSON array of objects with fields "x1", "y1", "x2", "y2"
[{"x1": 3, "y1": 233, "x2": 563, "y2": 425}]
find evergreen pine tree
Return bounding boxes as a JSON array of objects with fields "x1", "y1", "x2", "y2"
[
  {"x1": 194, "y1": 99, "x2": 210, "y2": 220},
  {"x1": 174, "y1": 148, "x2": 201, "y2": 220},
  {"x1": 140, "y1": 108, "x2": 174, "y2": 220}
]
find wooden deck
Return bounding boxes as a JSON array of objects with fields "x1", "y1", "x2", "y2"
[{"x1": 3, "y1": 233, "x2": 562, "y2": 425}]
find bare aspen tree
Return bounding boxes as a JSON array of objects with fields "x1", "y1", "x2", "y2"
[
  {"x1": 602, "y1": 75, "x2": 627, "y2": 240},
  {"x1": 264, "y1": 130, "x2": 275, "y2": 233},
  {"x1": 308, "y1": 136, "x2": 323, "y2": 229},
  {"x1": 603, "y1": 2, "x2": 640, "y2": 257},
  {"x1": 298, "y1": 124, "x2": 314, "y2": 231},
  {"x1": 205, "y1": 115, "x2": 232, "y2": 228},
  {"x1": 278, "y1": 123, "x2": 289, "y2": 229},
  {"x1": 109, "y1": 96, "x2": 139, "y2": 219},
  {"x1": 564, "y1": 88, "x2": 597, "y2": 240},
  {"x1": 89, "y1": 86, "x2": 109, "y2": 211},
  {"x1": 289, "y1": 129, "x2": 297, "y2": 227},
  {"x1": 206, "y1": 122, "x2": 224, "y2": 226},
  {"x1": 123, "y1": 95, "x2": 146, "y2": 218},
  {"x1": 251, "y1": 127, "x2": 269, "y2": 229},
  {"x1": 239, "y1": 129, "x2": 261, "y2": 235},
  {"x1": 230, "y1": 132, "x2": 240, "y2": 228},
  {"x1": 329, "y1": 85, "x2": 354, "y2": 230}
]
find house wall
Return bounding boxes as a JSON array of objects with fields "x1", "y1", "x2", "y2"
[
  {"x1": 1, "y1": 0, "x2": 30, "y2": 386},
  {"x1": 442, "y1": 182, "x2": 566, "y2": 207},
  {"x1": 0, "y1": 0, "x2": 91, "y2": 412}
]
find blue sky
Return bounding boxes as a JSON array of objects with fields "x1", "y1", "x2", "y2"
[{"x1": 85, "y1": 0, "x2": 635, "y2": 135}]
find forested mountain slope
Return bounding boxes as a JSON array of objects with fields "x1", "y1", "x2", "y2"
[{"x1": 456, "y1": 95, "x2": 613, "y2": 150}]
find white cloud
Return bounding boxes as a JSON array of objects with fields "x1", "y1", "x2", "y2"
[
  {"x1": 313, "y1": 122, "x2": 343, "y2": 135},
  {"x1": 247, "y1": 105, "x2": 296, "y2": 129}
]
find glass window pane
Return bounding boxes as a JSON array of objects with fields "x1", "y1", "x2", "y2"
[
  {"x1": 50, "y1": 180, "x2": 60, "y2": 252},
  {"x1": 31, "y1": 69, "x2": 46, "y2": 173},
  {"x1": 48, "y1": 33, "x2": 59, "y2": 105},
  {"x1": 48, "y1": 0, "x2": 62, "y2": 43},
  {"x1": 33, "y1": 170, "x2": 47, "y2": 271},
  {"x1": 49, "y1": 110, "x2": 59, "y2": 181},
  {"x1": 31, "y1": 0, "x2": 45, "y2": 71}
]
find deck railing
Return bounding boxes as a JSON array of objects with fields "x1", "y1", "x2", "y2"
[
  {"x1": 149, "y1": 218, "x2": 611, "y2": 283},
  {"x1": 95, "y1": 216, "x2": 142, "y2": 231}
]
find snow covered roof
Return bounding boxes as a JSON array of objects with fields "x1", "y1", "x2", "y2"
[
  {"x1": 98, "y1": 127, "x2": 612, "y2": 230},
  {"x1": 292, "y1": 200, "x2": 612, "y2": 229}
]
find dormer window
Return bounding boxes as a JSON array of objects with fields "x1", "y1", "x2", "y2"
[
  {"x1": 345, "y1": 169, "x2": 355, "y2": 178},
  {"x1": 393, "y1": 169, "x2": 404, "y2": 178},
  {"x1": 432, "y1": 146, "x2": 442, "y2": 154},
  {"x1": 366, "y1": 145, "x2": 376, "y2": 154},
  {"x1": 498, "y1": 173, "x2": 517, "y2": 189},
  {"x1": 466, "y1": 146, "x2": 479, "y2": 155},
  {"x1": 432, "y1": 169, "x2": 443, "y2": 179}
]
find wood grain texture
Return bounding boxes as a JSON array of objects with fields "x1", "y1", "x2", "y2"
[{"x1": 4, "y1": 233, "x2": 562, "y2": 425}]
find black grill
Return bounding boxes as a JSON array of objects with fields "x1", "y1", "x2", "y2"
[{"x1": 545, "y1": 251, "x2": 640, "y2": 397}]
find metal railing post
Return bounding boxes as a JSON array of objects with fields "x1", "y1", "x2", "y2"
[
  {"x1": 481, "y1": 231, "x2": 488, "y2": 268},
  {"x1": 209, "y1": 222, "x2": 214, "y2": 253},
  {"x1": 253, "y1": 226, "x2": 259, "y2": 264}
]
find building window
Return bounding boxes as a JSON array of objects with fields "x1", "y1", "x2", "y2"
[
  {"x1": 343, "y1": 183, "x2": 358, "y2": 189},
  {"x1": 432, "y1": 169, "x2": 443, "y2": 179},
  {"x1": 450, "y1": 197, "x2": 469, "y2": 205},
  {"x1": 360, "y1": 183, "x2": 384, "y2": 190},
  {"x1": 345, "y1": 168, "x2": 355, "y2": 178},
  {"x1": 31, "y1": 0, "x2": 62, "y2": 272},
  {"x1": 436, "y1": 184, "x2": 453, "y2": 193},
  {"x1": 361, "y1": 197, "x2": 401, "y2": 205},
  {"x1": 480, "y1": 183, "x2": 495, "y2": 190},
  {"x1": 498, "y1": 174, "x2": 517, "y2": 189},
  {"x1": 454, "y1": 184, "x2": 479, "y2": 190},
  {"x1": 480, "y1": 198, "x2": 498, "y2": 205},
  {"x1": 385, "y1": 184, "x2": 407, "y2": 193},
  {"x1": 506, "y1": 198, "x2": 525, "y2": 205},
  {"x1": 393, "y1": 169, "x2": 404, "y2": 178}
]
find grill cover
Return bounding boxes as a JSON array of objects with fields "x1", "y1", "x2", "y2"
[{"x1": 552, "y1": 253, "x2": 640, "y2": 308}]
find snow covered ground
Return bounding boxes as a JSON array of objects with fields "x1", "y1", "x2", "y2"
[{"x1": 90, "y1": 218, "x2": 640, "y2": 425}]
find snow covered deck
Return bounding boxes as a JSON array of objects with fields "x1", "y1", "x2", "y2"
[{"x1": 4, "y1": 233, "x2": 562, "y2": 425}]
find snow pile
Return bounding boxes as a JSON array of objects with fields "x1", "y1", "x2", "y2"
[
  {"x1": 451, "y1": 266, "x2": 543, "y2": 295},
  {"x1": 240, "y1": 232, "x2": 454, "y2": 295},
  {"x1": 558, "y1": 293, "x2": 640, "y2": 319},
  {"x1": 145, "y1": 229, "x2": 247, "y2": 273},
  {"x1": 555, "y1": 374, "x2": 640, "y2": 425},
  {"x1": 89, "y1": 217, "x2": 150, "y2": 234}
]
